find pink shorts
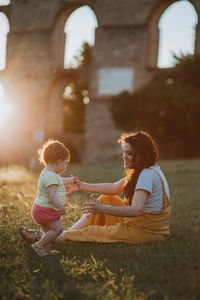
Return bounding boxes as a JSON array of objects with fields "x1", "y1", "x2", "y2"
[{"x1": 32, "y1": 203, "x2": 61, "y2": 225}]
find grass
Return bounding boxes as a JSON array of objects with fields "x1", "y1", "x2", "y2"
[{"x1": 0, "y1": 160, "x2": 200, "y2": 300}]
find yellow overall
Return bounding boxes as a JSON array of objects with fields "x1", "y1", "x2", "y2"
[{"x1": 64, "y1": 169, "x2": 171, "y2": 244}]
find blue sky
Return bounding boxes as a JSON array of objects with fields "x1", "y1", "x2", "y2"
[{"x1": 0, "y1": 0, "x2": 198, "y2": 71}]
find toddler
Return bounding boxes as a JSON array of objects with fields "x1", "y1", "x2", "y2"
[{"x1": 31, "y1": 139, "x2": 76, "y2": 256}]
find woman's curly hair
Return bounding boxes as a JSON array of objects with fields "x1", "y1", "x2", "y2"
[{"x1": 119, "y1": 131, "x2": 159, "y2": 204}]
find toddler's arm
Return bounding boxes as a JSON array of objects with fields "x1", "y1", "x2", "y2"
[
  {"x1": 62, "y1": 175, "x2": 78, "y2": 185},
  {"x1": 46, "y1": 184, "x2": 65, "y2": 215}
]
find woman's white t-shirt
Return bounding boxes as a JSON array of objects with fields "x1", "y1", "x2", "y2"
[{"x1": 135, "y1": 164, "x2": 170, "y2": 213}]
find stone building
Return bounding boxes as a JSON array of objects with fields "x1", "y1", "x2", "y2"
[{"x1": 0, "y1": 0, "x2": 200, "y2": 163}]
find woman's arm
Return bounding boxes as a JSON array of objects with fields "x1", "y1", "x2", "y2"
[
  {"x1": 82, "y1": 190, "x2": 148, "y2": 217},
  {"x1": 78, "y1": 177, "x2": 126, "y2": 195},
  {"x1": 64, "y1": 177, "x2": 126, "y2": 195}
]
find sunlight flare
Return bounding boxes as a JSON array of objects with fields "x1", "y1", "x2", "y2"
[
  {"x1": 0, "y1": 98, "x2": 12, "y2": 123},
  {"x1": 0, "y1": 83, "x2": 12, "y2": 123}
]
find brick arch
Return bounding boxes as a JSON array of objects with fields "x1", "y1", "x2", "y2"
[
  {"x1": 146, "y1": 0, "x2": 200, "y2": 69},
  {"x1": 190, "y1": 0, "x2": 200, "y2": 53},
  {"x1": 52, "y1": 4, "x2": 98, "y2": 70}
]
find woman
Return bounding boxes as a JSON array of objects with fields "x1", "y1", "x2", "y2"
[{"x1": 20, "y1": 131, "x2": 171, "y2": 246}]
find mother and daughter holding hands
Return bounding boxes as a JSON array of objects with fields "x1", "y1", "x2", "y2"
[{"x1": 19, "y1": 131, "x2": 171, "y2": 256}]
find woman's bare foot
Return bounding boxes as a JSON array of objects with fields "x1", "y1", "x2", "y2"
[{"x1": 49, "y1": 250, "x2": 61, "y2": 256}]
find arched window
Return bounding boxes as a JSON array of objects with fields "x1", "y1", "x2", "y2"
[
  {"x1": 0, "y1": 12, "x2": 10, "y2": 70},
  {"x1": 64, "y1": 5, "x2": 98, "y2": 68},
  {"x1": 158, "y1": 0, "x2": 197, "y2": 68},
  {"x1": 0, "y1": 0, "x2": 10, "y2": 5}
]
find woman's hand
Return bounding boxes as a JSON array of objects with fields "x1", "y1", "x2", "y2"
[
  {"x1": 64, "y1": 176, "x2": 80, "y2": 195},
  {"x1": 82, "y1": 194, "x2": 105, "y2": 216},
  {"x1": 65, "y1": 183, "x2": 79, "y2": 195}
]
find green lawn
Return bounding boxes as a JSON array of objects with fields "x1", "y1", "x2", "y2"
[{"x1": 0, "y1": 160, "x2": 200, "y2": 300}]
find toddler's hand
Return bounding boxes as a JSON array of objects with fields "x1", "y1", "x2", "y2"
[
  {"x1": 62, "y1": 176, "x2": 78, "y2": 185},
  {"x1": 70, "y1": 174, "x2": 79, "y2": 184},
  {"x1": 60, "y1": 207, "x2": 66, "y2": 215}
]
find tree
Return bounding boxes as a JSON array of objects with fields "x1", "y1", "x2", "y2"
[
  {"x1": 110, "y1": 55, "x2": 200, "y2": 158},
  {"x1": 73, "y1": 42, "x2": 92, "y2": 67},
  {"x1": 62, "y1": 42, "x2": 92, "y2": 132},
  {"x1": 63, "y1": 79, "x2": 88, "y2": 132}
]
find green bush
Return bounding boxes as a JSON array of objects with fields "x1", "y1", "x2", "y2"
[
  {"x1": 110, "y1": 55, "x2": 200, "y2": 158},
  {"x1": 63, "y1": 79, "x2": 87, "y2": 133},
  {"x1": 63, "y1": 99, "x2": 85, "y2": 133}
]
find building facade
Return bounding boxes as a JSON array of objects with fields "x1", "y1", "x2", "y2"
[{"x1": 0, "y1": 0, "x2": 200, "y2": 163}]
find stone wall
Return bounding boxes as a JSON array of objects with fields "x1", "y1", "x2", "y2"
[{"x1": 0, "y1": 0, "x2": 199, "y2": 164}]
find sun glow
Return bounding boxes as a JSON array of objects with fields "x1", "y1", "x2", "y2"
[{"x1": 0, "y1": 83, "x2": 12, "y2": 124}]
